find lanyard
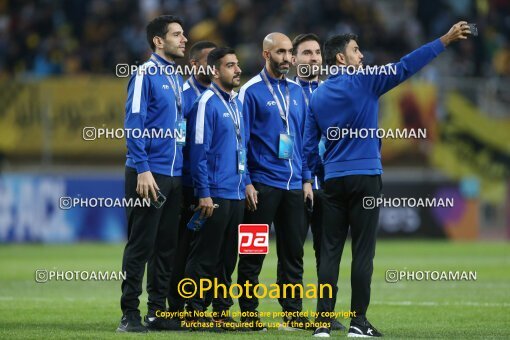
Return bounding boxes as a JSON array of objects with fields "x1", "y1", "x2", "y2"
[
  {"x1": 260, "y1": 70, "x2": 290, "y2": 131},
  {"x1": 210, "y1": 84, "x2": 242, "y2": 147},
  {"x1": 188, "y1": 76, "x2": 202, "y2": 96},
  {"x1": 300, "y1": 87, "x2": 309, "y2": 107},
  {"x1": 295, "y1": 76, "x2": 310, "y2": 107},
  {"x1": 296, "y1": 77, "x2": 321, "y2": 107},
  {"x1": 150, "y1": 56, "x2": 183, "y2": 118}
]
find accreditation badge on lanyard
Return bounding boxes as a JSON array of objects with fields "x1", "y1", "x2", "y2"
[
  {"x1": 172, "y1": 76, "x2": 186, "y2": 146},
  {"x1": 210, "y1": 85, "x2": 245, "y2": 174},
  {"x1": 278, "y1": 133, "x2": 294, "y2": 160},
  {"x1": 175, "y1": 118, "x2": 186, "y2": 146},
  {"x1": 237, "y1": 148, "x2": 246, "y2": 174},
  {"x1": 261, "y1": 71, "x2": 294, "y2": 160},
  {"x1": 151, "y1": 56, "x2": 186, "y2": 146}
]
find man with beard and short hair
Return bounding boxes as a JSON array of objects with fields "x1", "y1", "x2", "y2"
[
  {"x1": 237, "y1": 32, "x2": 313, "y2": 331},
  {"x1": 118, "y1": 15, "x2": 187, "y2": 333},
  {"x1": 185, "y1": 47, "x2": 247, "y2": 331},
  {"x1": 305, "y1": 22, "x2": 474, "y2": 338},
  {"x1": 291, "y1": 33, "x2": 345, "y2": 332},
  {"x1": 167, "y1": 40, "x2": 217, "y2": 314}
]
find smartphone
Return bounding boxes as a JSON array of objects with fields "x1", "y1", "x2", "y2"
[
  {"x1": 187, "y1": 211, "x2": 206, "y2": 231},
  {"x1": 150, "y1": 190, "x2": 166, "y2": 209},
  {"x1": 186, "y1": 204, "x2": 219, "y2": 231},
  {"x1": 467, "y1": 23, "x2": 478, "y2": 37}
]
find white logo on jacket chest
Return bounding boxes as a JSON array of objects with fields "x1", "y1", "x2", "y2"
[
  {"x1": 266, "y1": 100, "x2": 298, "y2": 107},
  {"x1": 162, "y1": 84, "x2": 170, "y2": 90},
  {"x1": 223, "y1": 112, "x2": 230, "y2": 118}
]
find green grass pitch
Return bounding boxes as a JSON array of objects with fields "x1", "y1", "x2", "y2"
[{"x1": 0, "y1": 240, "x2": 509, "y2": 339}]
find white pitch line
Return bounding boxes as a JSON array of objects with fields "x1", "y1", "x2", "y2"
[
  {"x1": 371, "y1": 301, "x2": 510, "y2": 308},
  {"x1": 0, "y1": 296, "x2": 102, "y2": 302},
  {"x1": 261, "y1": 298, "x2": 510, "y2": 308},
  {"x1": 1, "y1": 296, "x2": 508, "y2": 308}
]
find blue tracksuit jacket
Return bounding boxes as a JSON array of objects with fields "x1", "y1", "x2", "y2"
[
  {"x1": 188, "y1": 83, "x2": 246, "y2": 200},
  {"x1": 239, "y1": 67, "x2": 311, "y2": 190},
  {"x1": 304, "y1": 38, "x2": 445, "y2": 181},
  {"x1": 182, "y1": 75, "x2": 209, "y2": 187},
  {"x1": 295, "y1": 76, "x2": 325, "y2": 190},
  {"x1": 124, "y1": 53, "x2": 184, "y2": 176}
]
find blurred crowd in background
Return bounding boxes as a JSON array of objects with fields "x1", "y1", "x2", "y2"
[
  {"x1": 1, "y1": 0, "x2": 509, "y2": 79},
  {"x1": 0, "y1": 0, "x2": 508, "y2": 238}
]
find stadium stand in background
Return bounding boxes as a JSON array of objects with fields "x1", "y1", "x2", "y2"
[
  {"x1": 1, "y1": 0, "x2": 509, "y2": 78},
  {"x1": 0, "y1": 0, "x2": 508, "y2": 242}
]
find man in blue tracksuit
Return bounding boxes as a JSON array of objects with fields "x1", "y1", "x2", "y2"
[
  {"x1": 291, "y1": 33, "x2": 325, "y2": 275},
  {"x1": 237, "y1": 32, "x2": 313, "y2": 331},
  {"x1": 185, "y1": 47, "x2": 246, "y2": 329},
  {"x1": 291, "y1": 33, "x2": 345, "y2": 332},
  {"x1": 168, "y1": 40, "x2": 216, "y2": 314},
  {"x1": 291, "y1": 33, "x2": 324, "y2": 194},
  {"x1": 118, "y1": 15, "x2": 188, "y2": 333},
  {"x1": 305, "y1": 22, "x2": 473, "y2": 337},
  {"x1": 180, "y1": 41, "x2": 218, "y2": 190}
]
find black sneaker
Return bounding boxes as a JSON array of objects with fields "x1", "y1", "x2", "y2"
[
  {"x1": 116, "y1": 314, "x2": 148, "y2": 333},
  {"x1": 331, "y1": 319, "x2": 346, "y2": 331},
  {"x1": 347, "y1": 317, "x2": 382, "y2": 337},
  {"x1": 313, "y1": 326, "x2": 331, "y2": 337},
  {"x1": 279, "y1": 315, "x2": 314, "y2": 331},
  {"x1": 240, "y1": 315, "x2": 268, "y2": 331},
  {"x1": 144, "y1": 314, "x2": 184, "y2": 331}
]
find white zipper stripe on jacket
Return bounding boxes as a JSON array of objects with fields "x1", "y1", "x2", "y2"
[
  {"x1": 170, "y1": 101, "x2": 177, "y2": 176},
  {"x1": 238, "y1": 173, "x2": 242, "y2": 200},
  {"x1": 277, "y1": 82, "x2": 293, "y2": 190},
  {"x1": 232, "y1": 108, "x2": 242, "y2": 200}
]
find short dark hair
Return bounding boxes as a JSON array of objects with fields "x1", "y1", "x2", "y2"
[
  {"x1": 146, "y1": 15, "x2": 184, "y2": 51},
  {"x1": 189, "y1": 41, "x2": 217, "y2": 60},
  {"x1": 207, "y1": 47, "x2": 236, "y2": 69},
  {"x1": 323, "y1": 33, "x2": 358, "y2": 66},
  {"x1": 292, "y1": 33, "x2": 321, "y2": 55}
]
